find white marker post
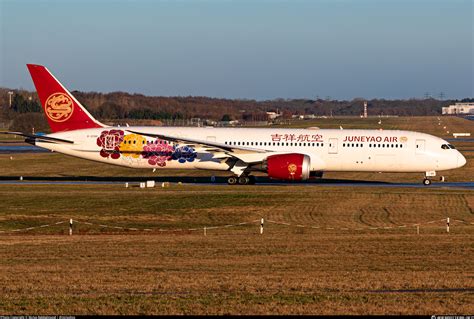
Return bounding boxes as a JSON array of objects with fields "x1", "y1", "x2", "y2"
[
  {"x1": 69, "y1": 219, "x2": 73, "y2": 236},
  {"x1": 417, "y1": 225, "x2": 419, "y2": 235},
  {"x1": 260, "y1": 218, "x2": 264, "y2": 235},
  {"x1": 447, "y1": 217, "x2": 450, "y2": 233},
  {"x1": 204, "y1": 227, "x2": 207, "y2": 236}
]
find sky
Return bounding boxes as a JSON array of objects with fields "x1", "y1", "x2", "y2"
[{"x1": 0, "y1": 0, "x2": 472, "y2": 100}]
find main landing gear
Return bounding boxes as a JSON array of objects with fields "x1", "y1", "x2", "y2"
[{"x1": 227, "y1": 175, "x2": 255, "y2": 185}]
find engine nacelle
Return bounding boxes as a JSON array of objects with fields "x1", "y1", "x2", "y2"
[{"x1": 266, "y1": 153, "x2": 311, "y2": 181}]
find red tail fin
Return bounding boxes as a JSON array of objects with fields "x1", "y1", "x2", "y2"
[{"x1": 26, "y1": 64, "x2": 105, "y2": 132}]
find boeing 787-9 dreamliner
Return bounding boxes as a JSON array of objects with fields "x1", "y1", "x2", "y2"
[{"x1": 4, "y1": 64, "x2": 467, "y2": 185}]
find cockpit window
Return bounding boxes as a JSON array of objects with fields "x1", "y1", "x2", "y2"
[{"x1": 441, "y1": 144, "x2": 456, "y2": 150}]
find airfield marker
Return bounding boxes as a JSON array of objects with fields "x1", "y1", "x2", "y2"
[
  {"x1": 447, "y1": 217, "x2": 450, "y2": 233},
  {"x1": 69, "y1": 219, "x2": 73, "y2": 236},
  {"x1": 260, "y1": 218, "x2": 264, "y2": 234},
  {"x1": 417, "y1": 225, "x2": 419, "y2": 235},
  {"x1": 204, "y1": 227, "x2": 207, "y2": 236}
]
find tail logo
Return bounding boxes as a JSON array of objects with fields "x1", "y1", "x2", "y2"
[{"x1": 45, "y1": 93, "x2": 74, "y2": 122}]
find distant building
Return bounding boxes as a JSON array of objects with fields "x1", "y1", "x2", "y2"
[
  {"x1": 266, "y1": 111, "x2": 281, "y2": 120},
  {"x1": 442, "y1": 102, "x2": 474, "y2": 115},
  {"x1": 292, "y1": 115, "x2": 305, "y2": 119}
]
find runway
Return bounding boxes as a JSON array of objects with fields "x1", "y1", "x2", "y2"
[{"x1": 1, "y1": 178, "x2": 473, "y2": 189}]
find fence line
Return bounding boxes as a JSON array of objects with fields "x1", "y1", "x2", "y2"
[
  {"x1": 0, "y1": 221, "x2": 65, "y2": 234},
  {"x1": 266, "y1": 218, "x2": 450, "y2": 231},
  {"x1": 72, "y1": 219, "x2": 261, "y2": 233},
  {"x1": 0, "y1": 217, "x2": 473, "y2": 235},
  {"x1": 452, "y1": 219, "x2": 474, "y2": 225}
]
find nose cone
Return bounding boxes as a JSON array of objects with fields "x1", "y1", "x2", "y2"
[{"x1": 457, "y1": 152, "x2": 467, "y2": 168}]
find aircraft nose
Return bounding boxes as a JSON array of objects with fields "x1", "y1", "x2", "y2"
[{"x1": 457, "y1": 152, "x2": 467, "y2": 168}]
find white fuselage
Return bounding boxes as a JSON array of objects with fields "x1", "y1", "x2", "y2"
[{"x1": 36, "y1": 126, "x2": 466, "y2": 174}]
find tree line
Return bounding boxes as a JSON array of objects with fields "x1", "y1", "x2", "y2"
[{"x1": 1, "y1": 87, "x2": 473, "y2": 133}]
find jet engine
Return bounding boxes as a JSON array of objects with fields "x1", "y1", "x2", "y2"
[{"x1": 266, "y1": 153, "x2": 310, "y2": 181}]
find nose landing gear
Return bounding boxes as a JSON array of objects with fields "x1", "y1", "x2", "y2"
[{"x1": 423, "y1": 170, "x2": 436, "y2": 186}]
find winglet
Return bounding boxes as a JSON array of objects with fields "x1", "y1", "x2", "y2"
[{"x1": 26, "y1": 64, "x2": 105, "y2": 132}]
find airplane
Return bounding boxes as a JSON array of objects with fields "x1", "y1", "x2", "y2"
[{"x1": 3, "y1": 64, "x2": 467, "y2": 185}]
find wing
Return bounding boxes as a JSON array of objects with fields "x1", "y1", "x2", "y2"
[
  {"x1": 126, "y1": 129, "x2": 272, "y2": 164},
  {"x1": 1, "y1": 132, "x2": 74, "y2": 144}
]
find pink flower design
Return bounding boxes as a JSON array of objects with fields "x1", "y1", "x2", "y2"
[
  {"x1": 142, "y1": 140, "x2": 174, "y2": 167},
  {"x1": 96, "y1": 130, "x2": 124, "y2": 159}
]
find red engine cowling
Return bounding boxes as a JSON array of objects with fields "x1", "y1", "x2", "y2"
[{"x1": 266, "y1": 153, "x2": 311, "y2": 181}]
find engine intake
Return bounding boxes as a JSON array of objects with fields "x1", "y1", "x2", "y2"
[{"x1": 266, "y1": 153, "x2": 310, "y2": 181}]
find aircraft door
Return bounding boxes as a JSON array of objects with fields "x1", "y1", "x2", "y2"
[
  {"x1": 415, "y1": 139, "x2": 425, "y2": 155},
  {"x1": 328, "y1": 138, "x2": 338, "y2": 154}
]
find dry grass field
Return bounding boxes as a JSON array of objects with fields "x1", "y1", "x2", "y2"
[
  {"x1": 0, "y1": 116, "x2": 473, "y2": 315},
  {"x1": 0, "y1": 184, "x2": 473, "y2": 315}
]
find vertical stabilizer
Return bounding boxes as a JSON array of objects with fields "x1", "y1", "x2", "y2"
[{"x1": 26, "y1": 64, "x2": 105, "y2": 132}]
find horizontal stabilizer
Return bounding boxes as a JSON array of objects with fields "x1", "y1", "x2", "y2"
[{"x1": 2, "y1": 132, "x2": 74, "y2": 144}]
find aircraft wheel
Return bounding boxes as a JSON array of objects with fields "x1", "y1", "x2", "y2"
[
  {"x1": 423, "y1": 178, "x2": 431, "y2": 186},
  {"x1": 238, "y1": 176, "x2": 250, "y2": 185},
  {"x1": 227, "y1": 176, "x2": 238, "y2": 185}
]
